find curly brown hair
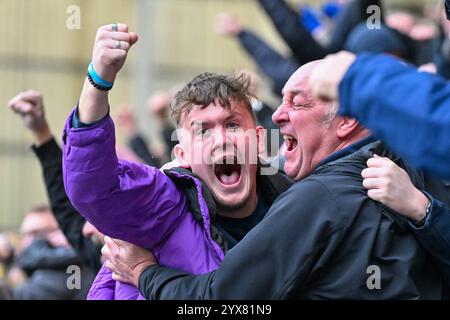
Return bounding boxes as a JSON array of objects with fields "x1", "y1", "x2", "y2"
[{"x1": 170, "y1": 72, "x2": 256, "y2": 126}]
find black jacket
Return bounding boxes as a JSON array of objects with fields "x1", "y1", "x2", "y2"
[
  {"x1": 14, "y1": 239, "x2": 95, "y2": 300},
  {"x1": 138, "y1": 140, "x2": 447, "y2": 299},
  {"x1": 32, "y1": 138, "x2": 102, "y2": 272},
  {"x1": 257, "y1": 0, "x2": 384, "y2": 63},
  {"x1": 257, "y1": 0, "x2": 326, "y2": 64}
]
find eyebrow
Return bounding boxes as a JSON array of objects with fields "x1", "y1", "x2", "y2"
[
  {"x1": 283, "y1": 88, "x2": 312, "y2": 101},
  {"x1": 224, "y1": 113, "x2": 243, "y2": 121},
  {"x1": 282, "y1": 89, "x2": 301, "y2": 97},
  {"x1": 189, "y1": 113, "x2": 243, "y2": 127},
  {"x1": 190, "y1": 120, "x2": 207, "y2": 127}
]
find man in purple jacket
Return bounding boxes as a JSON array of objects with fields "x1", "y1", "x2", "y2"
[{"x1": 62, "y1": 23, "x2": 291, "y2": 299}]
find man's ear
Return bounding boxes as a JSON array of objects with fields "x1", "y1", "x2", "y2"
[
  {"x1": 255, "y1": 126, "x2": 268, "y2": 159},
  {"x1": 173, "y1": 144, "x2": 189, "y2": 166},
  {"x1": 336, "y1": 117, "x2": 360, "y2": 139}
]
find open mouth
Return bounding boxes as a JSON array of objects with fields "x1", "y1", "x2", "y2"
[
  {"x1": 284, "y1": 135, "x2": 298, "y2": 152},
  {"x1": 214, "y1": 157, "x2": 242, "y2": 186}
]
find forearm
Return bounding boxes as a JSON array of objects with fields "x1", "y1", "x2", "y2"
[
  {"x1": 78, "y1": 78, "x2": 110, "y2": 123},
  {"x1": 238, "y1": 30, "x2": 300, "y2": 95},
  {"x1": 32, "y1": 138, "x2": 102, "y2": 271},
  {"x1": 257, "y1": 0, "x2": 326, "y2": 63},
  {"x1": 32, "y1": 125, "x2": 52, "y2": 147}
]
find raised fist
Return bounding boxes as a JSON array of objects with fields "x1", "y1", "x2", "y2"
[
  {"x1": 214, "y1": 13, "x2": 242, "y2": 36},
  {"x1": 8, "y1": 90, "x2": 47, "y2": 133},
  {"x1": 91, "y1": 23, "x2": 139, "y2": 83},
  {"x1": 309, "y1": 51, "x2": 356, "y2": 102}
]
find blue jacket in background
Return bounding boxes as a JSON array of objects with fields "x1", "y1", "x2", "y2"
[
  {"x1": 339, "y1": 53, "x2": 450, "y2": 179},
  {"x1": 413, "y1": 189, "x2": 450, "y2": 285}
]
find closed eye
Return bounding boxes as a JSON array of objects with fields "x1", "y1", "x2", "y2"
[{"x1": 293, "y1": 103, "x2": 313, "y2": 110}]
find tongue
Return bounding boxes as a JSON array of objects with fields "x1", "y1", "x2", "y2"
[
  {"x1": 219, "y1": 170, "x2": 240, "y2": 185},
  {"x1": 286, "y1": 139, "x2": 297, "y2": 151},
  {"x1": 286, "y1": 140, "x2": 293, "y2": 151}
]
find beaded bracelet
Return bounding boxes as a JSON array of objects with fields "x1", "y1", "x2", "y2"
[{"x1": 86, "y1": 63, "x2": 113, "y2": 91}]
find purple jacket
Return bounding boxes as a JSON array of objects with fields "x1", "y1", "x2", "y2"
[{"x1": 62, "y1": 108, "x2": 224, "y2": 300}]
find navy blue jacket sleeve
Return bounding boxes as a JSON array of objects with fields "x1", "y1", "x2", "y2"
[
  {"x1": 128, "y1": 134, "x2": 161, "y2": 168},
  {"x1": 339, "y1": 53, "x2": 450, "y2": 178},
  {"x1": 409, "y1": 194, "x2": 450, "y2": 285},
  {"x1": 238, "y1": 30, "x2": 300, "y2": 95},
  {"x1": 32, "y1": 138, "x2": 102, "y2": 272},
  {"x1": 257, "y1": 0, "x2": 326, "y2": 64}
]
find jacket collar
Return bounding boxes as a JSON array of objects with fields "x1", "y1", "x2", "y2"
[{"x1": 317, "y1": 135, "x2": 378, "y2": 168}]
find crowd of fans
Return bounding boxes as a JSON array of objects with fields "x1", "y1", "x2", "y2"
[{"x1": 1, "y1": 0, "x2": 450, "y2": 300}]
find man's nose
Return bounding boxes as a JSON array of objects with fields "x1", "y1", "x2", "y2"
[
  {"x1": 211, "y1": 128, "x2": 229, "y2": 148},
  {"x1": 272, "y1": 104, "x2": 289, "y2": 126}
]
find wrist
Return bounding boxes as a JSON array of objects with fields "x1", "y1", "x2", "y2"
[
  {"x1": 133, "y1": 260, "x2": 154, "y2": 288},
  {"x1": 33, "y1": 125, "x2": 52, "y2": 147},
  {"x1": 409, "y1": 190, "x2": 430, "y2": 223},
  {"x1": 91, "y1": 61, "x2": 116, "y2": 84},
  {"x1": 79, "y1": 78, "x2": 110, "y2": 123},
  {"x1": 232, "y1": 27, "x2": 242, "y2": 36}
]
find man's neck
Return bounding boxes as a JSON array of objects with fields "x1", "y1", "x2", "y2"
[
  {"x1": 217, "y1": 190, "x2": 259, "y2": 219},
  {"x1": 332, "y1": 129, "x2": 371, "y2": 154}
]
